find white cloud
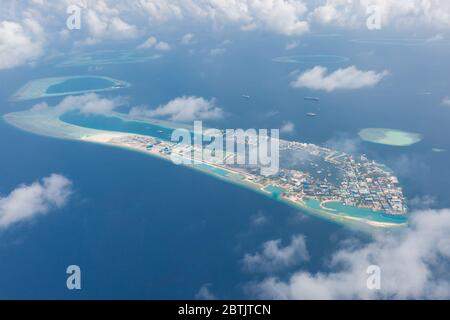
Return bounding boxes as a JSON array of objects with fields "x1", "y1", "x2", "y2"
[
  {"x1": 209, "y1": 39, "x2": 231, "y2": 56},
  {"x1": 58, "y1": 93, "x2": 124, "y2": 114},
  {"x1": 137, "y1": 0, "x2": 184, "y2": 23},
  {"x1": 325, "y1": 134, "x2": 361, "y2": 154},
  {"x1": 280, "y1": 121, "x2": 295, "y2": 134},
  {"x1": 137, "y1": 36, "x2": 171, "y2": 50},
  {"x1": 33, "y1": 93, "x2": 124, "y2": 115},
  {"x1": 247, "y1": 208, "x2": 450, "y2": 299},
  {"x1": 195, "y1": 283, "x2": 216, "y2": 300},
  {"x1": 3, "y1": 1, "x2": 450, "y2": 69},
  {"x1": 210, "y1": 48, "x2": 226, "y2": 56},
  {"x1": 285, "y1": 40, "x2": 299, "y2": 50},
  {"x1": 130, "y1": 96, "x2": 224, "y2": 122},
  {"x1": 0, "y1": 20, "x2": 44, "y2": 70},
  {"x1": 240, "y1": 0, "x2": 309, "y2": 35},
  {"x1": 291, "y1": 66, "x2": 389, "y2": 92},
  {"x1": 250, "y1": 212, "x2": 269, "y2": 227},
  {"x1": 426, "y1": 33, "x2": 444, "y2": 42},
  {"x1": 310, "y1": 0, "x2": 450, "y2": 30},
  {"x1": 0, "y1": 174, "x2": 72, "y2": 229},
  {"x1": 136, "y1": 0, "x2": 450, "y2": 34},
  {"x1": 137, "y1": 36, "x2": 157, "y2": 49},
  {"x1": 408, "y1": 195, "x2": 437, "y2": 210},
  {"x1": 310, "y1": 0, "x2": 365, "y2": 28},
  {"x1": 83, "y1": 7, "x2": 139, "y2": 44},
  {"x1": 442, "y1": 97, "x2": 450, "y2": 106},
  {"x1": 155, "y1": 41, "x2": 171, "y2": 51},
  {"x1": 218, "y1": 39, "x2": 232, "y2": 47},
  {"x1": 388, "y1": 154, "x2": 429, "y2": 180},
  {"x1": 181, "y1": 33, "x2": 195, "y2": 45},
  {"x1": 243, "y1": 235, "x2": 309, "y2": 273},
  {"x1": 3, "y1": 0, "x2": 450, "y2": 70},
  {"x1": 138, "y1": 0, "x2": 310, "y2": 36}
]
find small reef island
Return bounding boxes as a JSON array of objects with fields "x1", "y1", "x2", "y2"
[
  {"x1": 11, "y1": 76, "x2": 130, "y2": 101},
  {"x1": 3, "y1": 108, "x2": 408, "y2": 228},
  {"x1": 272, "y1": 54, "x2": 349, "y2": 64},
  {"x1": 358, "y1": 128, "x2": 423, "y2": 147},
  {"x1": 57, "y1": 50, "x2": 162, "y2": 67}
]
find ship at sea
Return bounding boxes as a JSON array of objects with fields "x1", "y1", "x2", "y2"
[{"x1": 304, "y1": 97, "x2": 320, "y2": 102}]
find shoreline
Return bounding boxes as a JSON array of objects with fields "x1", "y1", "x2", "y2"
[
  {"x1": 11, "y1": 75, "x2": 131, "y2": 102},
  {"x1": 2, "y1": 109, "x2": 408, "y2": 229}
]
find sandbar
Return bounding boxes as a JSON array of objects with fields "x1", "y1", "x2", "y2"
[{"x1": 358, "y1": 128, "x2": 423, "y2": 147}]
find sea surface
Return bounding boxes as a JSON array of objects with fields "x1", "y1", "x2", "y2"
[{"x1": 1, "y1": 31, "x2": 450, "y2": 298}]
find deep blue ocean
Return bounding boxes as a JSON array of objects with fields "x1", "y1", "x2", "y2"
[{"x1": 1, "y1": 31, "x2": 449, "y2": 298}]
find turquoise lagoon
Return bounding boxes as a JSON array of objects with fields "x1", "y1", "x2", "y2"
[
  {"x1": 263, "y1": 185, "x2": 287, "y2": 199},
  {"x1": 61, "y1": 112, "x2": 240, "y2": 179},
  {"x1": 11, "y1": 76, "x2": 130, "y2": 101},
  {"x1": 46, "y1": 77, "x2": 118, "y2": 94},
  {"x1": 60, "y1": 112, "x2": 174, "y2": 141},
  {"x1": 59, "y1": 112, "x2": 407, "y2": 226}
]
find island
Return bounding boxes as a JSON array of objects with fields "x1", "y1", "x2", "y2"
[
  {"x1": 3, "y1": 108, "x2": 409, "y2": 228},
  {"x1": 11, "y1": 76, "x2": 131, "y2": 101},
  {"x1": 358, "y1": 128, "x2": 423, "y2": 147},
  {"x1": 272, "y1": 54, "x2": 349, "y2": 64},
  {"x1": 57, "y1": 50, "x2": 162, "y2": 67}
]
